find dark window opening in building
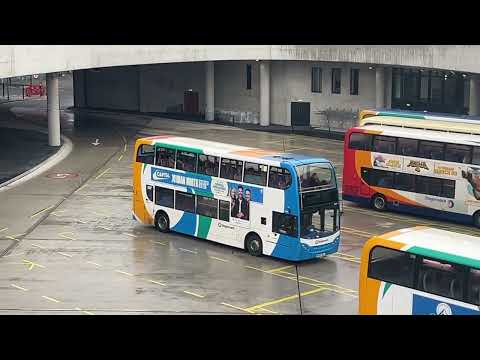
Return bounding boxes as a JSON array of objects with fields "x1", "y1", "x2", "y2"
[
  {"x1": 332, "y1": 68, "x2": 341, "y2": 94},
  {"x1": 350, "y1": 69, "x2": 359, "y2": 95},
  {"x1": 311, "y1": 67, "x2": 322, "y2": 93},
  {"x1": 246, "y1": 64, "x2": 252, "y2": 90},
  {"x1": 391, "y1": 68, "x2": 468, "y2": 115}
]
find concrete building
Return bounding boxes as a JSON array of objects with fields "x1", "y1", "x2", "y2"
[{"x1": 2, "y1": 45, "x2": 480, "y2": 144}]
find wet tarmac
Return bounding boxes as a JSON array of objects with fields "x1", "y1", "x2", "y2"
[{"x1": 0, "y1": 95, "x2": 479, "y2": 314}]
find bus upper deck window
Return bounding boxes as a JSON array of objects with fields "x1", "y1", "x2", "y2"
[
  {"x1": 136, "y1": 144, "x2": 154, "y2": 164},
  {"x1": 268, "y1": 166, "x2": 292, "y2": 190},
  {"x1": 349, "y1": 133, "x2": 372, "y2": 151},
  {"x1": 472, "y1": 147, "x2": 480, "y2": 166}
]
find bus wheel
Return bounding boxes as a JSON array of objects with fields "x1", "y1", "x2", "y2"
[
  {"x1": 245, "y1": 233, "x2": 263, "y2": 257},
  {"x1": 372, "y1": 194, "x2": 387, "y2": 211},
  {"x1": 155, "y1": 211, "x2": 170, "y2": 233},
  {"x1": 474, "y1": 211, "x2": 480, "y2": 229}
]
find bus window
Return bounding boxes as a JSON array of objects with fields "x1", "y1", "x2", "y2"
[
  {"x1": 156, "y1": 147, "x2": 175, "y2": 168},
  {"x1": 155, "y1": 187, "x2": 174, "y2": 208},
  {"x1": 301, "y1": 207, "x2": 339, "y2": 238},
  {"x1": 244, "y1": 162, "x2": 268, "y2": 186},
  {"x1": 220, "y1": 158, "x2": 243, "y2": 181},
  {"x1": 417, "y1": 257, "x2": 465, "y2": 301},
  {"x1": 196, "y1": 195, "x2": 218, "y2": 219},
  {"x1": 268, "y1": 166, "x2": 292, "y2": 190},
  {"x1": 418, "y1": 140, "x2": 445, "y2": 160},
  {"x1": 297, "y1": 163, "x2": 333, "y2": 190},
  {"x1": 219, "y1": 200, "x2": 230, "y2": 222},
  {"x1": 373, "y1": 136, "x2": 397, "y2": 154},
  {"x1": 394, "y1": 172, "x2": 415, "y2": 192},
  {"x1": 198, "y1": 154, "x2": 219, "y2": 177},
  {"x1": 175, "y1": 191, "x2": 195, "y2": 213},
  {"x1": 397, "y1": 138, "x2": 418, "y2": 157},
  {"x1": 416, "y1": 176, "x2": 442, "y2": 197},
  {"x1": 136, "y1": 144, "x2": 154, "y2": 164},
  {"x1": 349, "y1": 132, "x2": 372, "y2": 151},
  {"x1": 371, "y1": 169, "x2": 394, "y2": 188},
  {"x1": 368, "y1": 247, "x2": 415, "y2": 288},
  {"x1": 442, "y1": 179, "x2": 456, "y2": 198},
  {"x1": 472, "y1": 147, "x2": 480, "y2": 166},
  {"x1": 272, "y1": 211, "x2": 298, "y2": 237},
  {"x1": 176, "y1": 151, "x2": 197, "y2": 172},
  {"x1": 468, "y1": 268, "x2": 480, "y2": 306},
  {"x1": 445, "y1": 144, "x2": 472, "y2": 164}
]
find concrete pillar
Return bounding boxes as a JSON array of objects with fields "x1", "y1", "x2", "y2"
[
  {"x1": 384, "y1": 67, "x2": 392, "y2": 109},
  {"x1": 375, "y1": 66, "x2": 385, "y2": 109},
  {"x1": 47, "y1": 73, "x2": 61, "y2": 147},
  {"x1": 469, "y1": 76, "x2": 480, "y2": 116},
  {"x1": 205, "y1": 61, "x2": 215, "y2": 121},
  {"x1": 260, "y1": 60, "x2": 270, "y2": 126}
]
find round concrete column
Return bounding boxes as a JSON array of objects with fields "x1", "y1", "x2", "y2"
[
  {"x1": 469, "y1": 76, "x2": 480, "y2": 116},
  {"x1": 47, "y1": 73, "x2": 61, "y2": 147},
  {"x1": 205, "y1": 61, "x2": 215, "y2": 121},
  {"x1": 260, "y1": 61, "x2": 270, "y2": 126},
  {"x1": 375, "y1": 66, "x2": 385, "y2": 109}
]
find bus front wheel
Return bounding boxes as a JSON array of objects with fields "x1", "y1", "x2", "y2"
[
  {"x1": 155, "y1": 211, "x2": 170, "y2": 233},
  {"x1": 473, "y1": 211, "x2": 480, "y2": 229},
  {"x1": 245, "y1": 233, "x2": 263, "y2": 257},
  {"x1": 372, "y1": 194, "x2": 387, "y2": 211}
]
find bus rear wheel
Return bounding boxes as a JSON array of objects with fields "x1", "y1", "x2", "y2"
[
  {"x1": 473, "y1": 211, "x2": 480, "y2": 229},
  {"x1": 155, "y1": 211, "x2": 170, "y2": 233},
  {"x1": 372, "y1": 194, "x2": 387, "y2": 211},
  {"x1": 245, "y1": 233, "x2": 263, "y2": 257}
]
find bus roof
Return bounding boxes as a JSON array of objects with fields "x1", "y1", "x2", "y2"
[
  {"x1": 370, "y1": 227, "x2": 480, "y2": 268},
  {"x1": 359, "y1": 109, "x2": 480, "y2": 135},
  {"x1": 351, "y1": 124, "x2": 480, "y2": 146},
  {"x1": 137, "y1": 135, "x2": 331, "y2": 166}
]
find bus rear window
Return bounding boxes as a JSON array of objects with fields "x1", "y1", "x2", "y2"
[{"x1": 349, "y1": 133, "x2": 372, "y2": 151}]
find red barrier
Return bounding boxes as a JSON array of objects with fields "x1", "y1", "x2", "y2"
[{"x1": 25, "y1": 85, "x2": 46, "y2": 97}]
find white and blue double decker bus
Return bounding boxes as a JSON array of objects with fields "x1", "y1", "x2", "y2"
[{"x1": 133, "y1": 135, "x2": 341, "y2": 261}]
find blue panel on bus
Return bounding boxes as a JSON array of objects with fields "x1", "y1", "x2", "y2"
[
  {"x1": 412, "y1": 294, "x2": 479, "y2": 315},
  {"x1": 172, "y1": 212, "x2": 197, "y2": 236},
  {"x1": 261, "y1": 153, "x2": 330, "y2": 166}
]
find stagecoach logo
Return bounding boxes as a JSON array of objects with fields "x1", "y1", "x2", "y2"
[
  {"x1": 152, "y1": 170, "x2": 171, "y2": 182},
  {"x1": 407, "y1": 160, "x2": 429, "y2": 172},
  {"x1": 447, "y1": 200, "x2": 454, "y2": 208},
  {"x1": 436, "y1": 303, "x2": 452, "y2": 315}
]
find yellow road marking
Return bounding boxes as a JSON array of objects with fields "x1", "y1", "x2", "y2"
[
  {"x1": 95, "y1": 167, "x2": 111, "y2": 180},
  {"x1": 98, "y1": 226, "x2": 112, "y2": 231},
  {"x1": 5, "y1": 233, "x2": 26, "y2": 241},
  {"x1": 0, "y1": 227, "x2": 8, "y2": 233},
  {"x1": 58, "y1": 252, "x2": 73, "y2": 258},
  {"x1": 22, "y1": 259, "x2": 45, "y2": 270},
  {"x1": 29, "y1": 205, "x2": 55, "y2": 218},
  {"x1": 74, "y1": 218, "x2": 87, "y2": 224},
  {"x1": 153, "y1": 241, "x2": 167, "y2": 246},
  {"x1": 75, "y1": 307, "x2": 95, "y2": 315},
  {"x1": 75, "y1": 183, "x2": 88, "y2": 193},
  {"x1": 11, "y1": 284, "x2": 28, "y2": 291},
  {"x1": 42, "y1": 296, "x2": 61, "y2": 303},
  {"x1": 279, "y1": 270, "x2": 358, "y2": 296},
  {"x1": 59, "y1": 232, "x2": 76, "y2": 241},
  {"x1": 115, "y1": 270, "x2": 134, "y2": 277},
  {"x1": 209, "y1": 256, "x2": 230, "y2": 263},
  {"x1": 51, "y1": 210, "x2": 66, "y2": 217},
  {"x1": 329, "y1": 254, "x2": 361, "y2": 264},
  {"x1": 124, "y1": 233, "x2": 137, "y2": 238},
  {"x1": 118, "y1": 154, "x2": 124, "y2": 161},
  {"x1": 123, "y1": 143, "x2": 127, "y2": 152},
  {"x1": 256, "y1": 307, "x2": 279, "y2": 314},
  {"x1": 31, "y1": 243, "x2": 46, "y2": 249},
  {"x1": 86, "y1": 261, "x2": 102, "y2": 267},
  {"x1": 220, "y1": 302, "x2": 255, "y2": 314},
  {"x1": 183, "y1": 290, "x2": 205, "y2": 298},
  {"x1": 342, "y1": 226, "x2": 375, "y2": 237},
  {"x1": 246, "y1": 287, "x2": 327, "y2": 312},
  {"x1": 147, "y1": 279, "x2": 166, "y2": 286},
  {"x1": 179, "y1": 248, "x2": 197, "y2": 254},
  {"x1": 266, "y1": 265, "x2": 294, "y2": 273}
]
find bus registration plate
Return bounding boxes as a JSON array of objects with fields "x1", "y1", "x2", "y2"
[{"x1": 316, "y1": 253, "x2": 326, "y2": 258}]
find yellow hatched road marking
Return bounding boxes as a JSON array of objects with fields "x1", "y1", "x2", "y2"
[
  {"x1": 256, "y1": 307, "x2": 279, "y2": 314},
  {"x1": 147, "y1": 279, "x2": 166, "y2": 286},
  {"x1": 95, "y1": 167, "x2": 111, "y2": 180},
  {"x1": 42, "y1": 296, "x2": 61, "y2": 303},
  {"x1": 209, "y1": 256, "x2": 230, "y2": 263},
  {"x1": 74, "y1": 218, "x2": 87, "y2": 224},
  {"x1": 183, "y1": 290, "x2": 205, "y2": 298},
  {"x1": 29, "y1": 205, "x2": 55, "y2": 218},
  {"x1": 22, "y1": 259, "x2": 45, "y2": 270},
  {"x1": 266, "y1": 265, "x2": 294, "y2": 273},
  {"x1": 115, "y1": 270, "x2": 134, "y2": 277},
  {"x1": 86, "y1": 261, "x2": 102, "y2": 267},
  {"x1": 75, "y1": 307, "x2": 95, "y2": 315},
  {"x1": 58, "y1": 252, "x2": 73, "y2": 258},
  {"x1": 124, "y1": 233, "x2": 138, "y2": 238},
  {"x1": 11, "y1": 284, "x2": 28, "y2": 291},
  {"x1": 59, "y1": 232, "x2": 76, "y2": 241},
  {"x1": 0, "y1": 227, "x2": 8, "y2": 233},
  {"x1": 153, "y1": 241, "x2": 167, "y2": 246},
  {"x1": 246, "y1": 287, "x2": 327, "y2": 312},
  {"x1": 220, "y1": 302, "x2": 255, "y2": 314},
  {"x1": 179, "y1": 247, "x2": 197, "y2": 254},
  {"x1": 31, "y1": 243, "x2": 46, "y2": 249},
  {"x1": 329, "y1": 254, "x2": 360, "y2": 264},
  {"x1": 118, "y1": 154, "x2": 124, "y2": 161}
]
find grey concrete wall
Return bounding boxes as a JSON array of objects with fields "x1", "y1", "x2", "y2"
[
  {"x1": 214, "y1": 61, "x2": 260, "y2": 124},
  {"x1": 3, "y1": 46, "x2": 480, "y2": 79},
  {"x1": 85, "y1": 66, "x2": 139, "y2": 111},
  {"x1": 139, "y1": 62, "x2": 205, "y2": 113}
]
